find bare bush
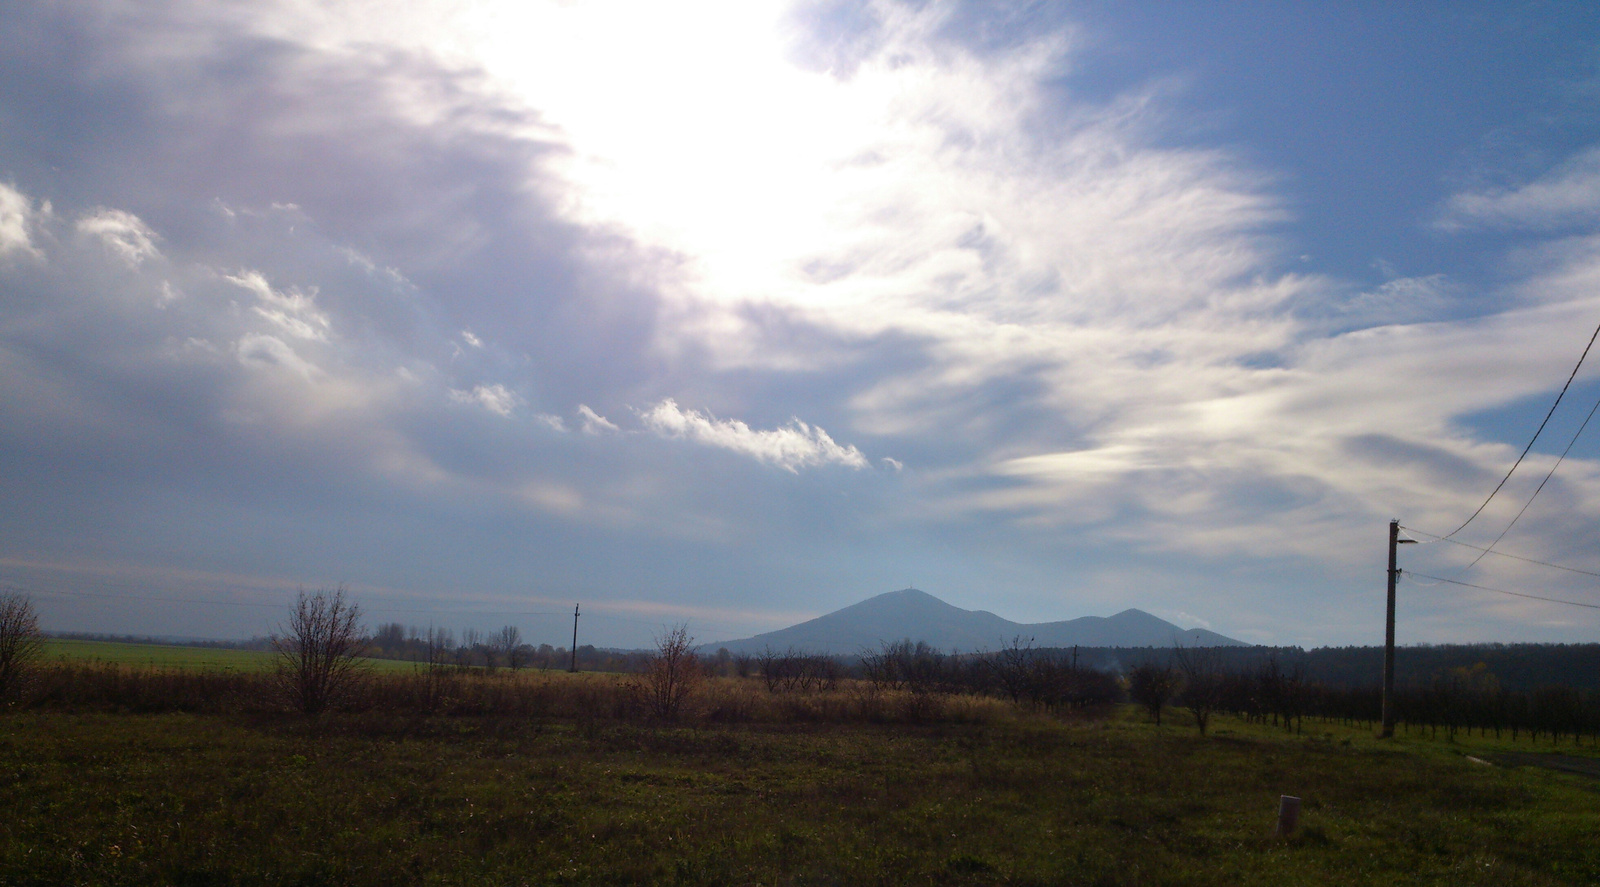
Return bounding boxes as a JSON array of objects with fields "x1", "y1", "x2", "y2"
[
  {"x1": 638, "y1": 624, "x2": 702, "y2": 720},
  {"x1": 0, "y1": 592, "x2": 44, "y2": 702},
  {"x1": 272, "y1": 587, "x2": 366, "y2": 715}
]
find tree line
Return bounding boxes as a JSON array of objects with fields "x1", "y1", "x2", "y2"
[{"x1": 9, "y1": 587, "x2": 1600, "y2": 745}]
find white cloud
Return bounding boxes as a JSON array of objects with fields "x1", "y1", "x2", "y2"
[
  {"x1": 639, "y1": 398, "x2": 868, "y2": 472},
  {"x1": 1439, "y1": 147, "x2": 1600, "y2": 230},
  {"x1": 0, "y1": 182, "x2": 44, "y2": 260},
  {"x1": 450, "y1": 383, "x2": 519, "y2": 417},
  {"x1": 533, "y1": 412, "x2": 568, "y2": 431},
  {"x1": 577, "y1": 403, "x2": 617, "y2": 434},
  {"x1": 225, "y1": 269, "x2": 332, "y2": 341},
  {"x1": 75, "y1": 208, "x2": 161, "y2": 266},
  {"x1": 461, "y1": 329, "x2": 483, "y2": 348},
  {"x1": 880, "y1": 456, "x2": 904, "y2": 471},
  {"x1": 236, "y1": 333, "x2": 319, "y2": 378},
  {"x1": 1161, "y1": 610, "x2": 1212, "y2": 630},
  {"x1": 1340, "y1": 274, "x2": 1450, "y2": 326}
]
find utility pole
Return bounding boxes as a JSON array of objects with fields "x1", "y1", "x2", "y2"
[
  {"x1": 569, "y1": 603, "x2": 580, "y2": 673},
  {"x1": 1382, "y1": 519, "x2": 1417, "y2": 737}
]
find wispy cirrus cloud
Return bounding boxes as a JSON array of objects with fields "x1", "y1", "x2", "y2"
[
  {"x1": 1438, "y1": 147, "x2": 1600, "y2": 231},
  {"x1": 639, "y1": 398, "x2": 869, "y2": 472}
]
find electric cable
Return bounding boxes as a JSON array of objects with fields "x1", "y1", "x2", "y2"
[
  {"x1": 1398, "y1": 525, "x2": 1600, "y2": 578},
  {"x1": 1404, "y1": 570, "x2": 1600, "y2": 610},
  {"x1": 1453, "y1": 393, "x2": 1600, "y2": 576},
  {"x1": 1446, "y1": 318, "x2": 1600, "y2": 538}
]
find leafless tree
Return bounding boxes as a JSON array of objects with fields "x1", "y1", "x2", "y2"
[
  {"x1": 272, "y1": 587, "x2": 366, "y2": 715},
  {"x1": 1127, "y1": 662, "x2": 1178, "y2": 726},
  {"x1": 638, "y1": 624, "x2": 702, "y2": 720},
  {"x1": 460, "y1": 627, "x2": 485, "y2": 670},
  {"x1": 755, "y1": 647, "x2": 839, "y2": 693},
  {"x1": 859, "y1": 641, "x2": 905, "y2": 692},
  {"x1": 496, "y1": 625, "x2": 524, "y2": 670},
  {"x1": 1172, "y1": 643, "x2": 1225, "y2": 735},
  {"x1": 415, "y1": 625, "x2": 454, "y2": 712},
  {"x1": 423, "y1": 626, "x2": 454, "y2": 674},
  {"x1": 986, "y1": 636, "x2": 1037, "y2": 704},
  {"x1": 0, "y1": 592, "x2": 44, "y2": 702}
]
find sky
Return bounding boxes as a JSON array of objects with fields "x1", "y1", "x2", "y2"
[{"x1": 4, "y1": 1, "x2": 1600, "y2": 649}]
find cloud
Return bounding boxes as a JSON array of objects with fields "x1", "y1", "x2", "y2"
[
  {"x1": 450, "y1": 383, "x2": 520, "y2": 417},
  {"x1": 1160, "y1": 610, "x2": 1212, "y2": 630},
  {"x1": 532, "y1": 412, "x2": 568, "y2": 432},
  {"x1": 75, "y1": 208, "x2": 161, "y2": 266},
  {"x1": 1439, "y1": 146, "x2": 1600, "y2": 231},
  {"x1": 577, "y1": 403, "x2": 617, "y2": 434},
  {"x1": 225, "y1": 270, "x2": 332, "y2": 342},
  {"x1": 236, "y1": 332, "x2": 318, "y2": 378},
  {"x1": 1336, "y1": 274, "x2": 1450, "y2": 327},
  {"x1": 0, "y1": 182, "x2": 44, "y2": 260},
  {"x1": 4, "y1": 1, "x2": 1600, "y2": 646},
  {"x1": 639, "y1": 398, "x2": 868, "y2": 472}
]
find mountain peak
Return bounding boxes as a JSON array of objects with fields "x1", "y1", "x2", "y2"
[{"x1": 706, "y1": 590, "x2": 1246, "y2": 655}]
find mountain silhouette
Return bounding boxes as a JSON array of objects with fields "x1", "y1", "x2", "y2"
[{"x1": 706, "y1": 588, "x2": 1246, "y2": 655}]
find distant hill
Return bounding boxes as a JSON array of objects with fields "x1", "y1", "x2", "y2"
[{"x1": 705, "y1": 588, "x2": 1246, "y2": 655}]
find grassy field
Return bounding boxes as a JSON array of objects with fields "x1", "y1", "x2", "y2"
[
  {"x1": 42, "y1": 638, "x2": 419, "y2": 673},
  {"x1": 2, "y1": 693, "x2": 1598, "y2": 885}
]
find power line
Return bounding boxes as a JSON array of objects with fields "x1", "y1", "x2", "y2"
[
  {"x1": 1446, "y1": 318, "x2": 1600, "y2": 538},
  {"x1": 1454, "y1": 392, "x2": 1600, "y2": 576},
  {"x1": 1398, "y1": 525, "x2": 1600, "y2": 578},
  {"x1": 1405, "y1": 570, "x2": 1600, "y2": 611}
]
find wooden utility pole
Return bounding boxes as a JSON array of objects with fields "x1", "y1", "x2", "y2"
[
  {"x1": 1381, "y1": 519, "x2": 1416, "y2": 737},
  {"x1": 569, "y1": 603, "x2": 580, "y2": 673}
]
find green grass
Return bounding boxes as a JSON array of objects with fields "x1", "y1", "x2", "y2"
[
  {"x1": 2, "y1": 702, "x2": 1597, "y2": 885},
  {"x1": 42, "y1": 638, "x2": 419, "y2": 673}
]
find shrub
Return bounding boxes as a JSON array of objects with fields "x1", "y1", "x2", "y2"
[
  {"x1": 0, "y1": 592, "x2": 43, "y2": 703},
  {"x1": 637, "y1": 624, "x2": 702, "y2": 720},
  {"x1": 272, "y1": 587, "x2": 366, "y2": 715}
]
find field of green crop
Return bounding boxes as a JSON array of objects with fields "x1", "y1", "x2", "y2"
[
  {"x1": 42, "y1": 639, "x2": 281, "y2": 671},
  {"x1": 2, "y1": 696, "x2": 1597, "y2": 885}
]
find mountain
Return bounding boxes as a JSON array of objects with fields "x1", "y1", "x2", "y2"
[{"x1": 705, "y1": 588, "x2": 1246, "y2": 656}]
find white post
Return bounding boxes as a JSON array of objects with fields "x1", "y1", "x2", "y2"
[{"x1": 1276, "y1": 795, "x2": 1301, "y2": 836}]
